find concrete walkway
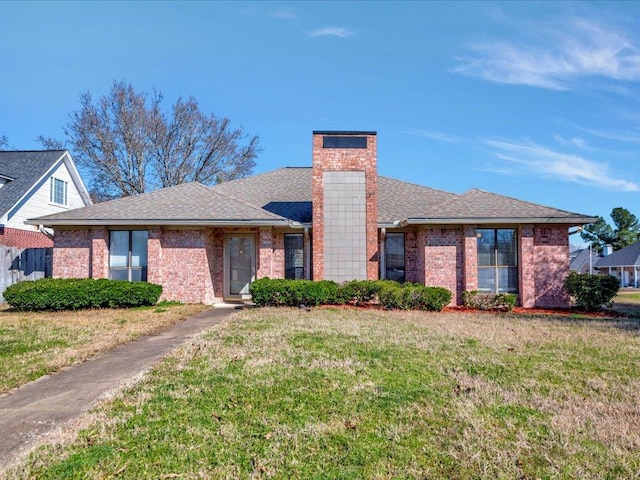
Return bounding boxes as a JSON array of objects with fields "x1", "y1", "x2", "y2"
[{"x1": 0, "y1": 307, "x2": 237, "y2": 471}]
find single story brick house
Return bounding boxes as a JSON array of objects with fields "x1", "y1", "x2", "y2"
[{"x1": 28, "y1": 131, "x2": 596, "y2": 307}]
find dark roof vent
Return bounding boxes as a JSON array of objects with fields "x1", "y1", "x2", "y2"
[{"x1": 322, "y1": 136, "x2": 367, "y2": 149}]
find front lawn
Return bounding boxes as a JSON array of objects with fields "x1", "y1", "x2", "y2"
[
  {"x1": 0, "y1": 303, "x2": 207, "y2": 394},
  {"x1": 11, "y1": 308, "x2": 640, "y2": 479}
]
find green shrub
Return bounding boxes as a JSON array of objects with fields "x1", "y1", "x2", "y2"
[
  {"x1": 564, "y1": 272, "x2": 620, "y2": 311},
  {"x1": 378, "y1": 282, "x2": 451, "y2": 311},
  {"x1": 462, "y1": 290, "x2": 517, "y2": 311},
  {"x1": 249, "y1": 278, "x2": 451, "y2": 311},
  {"x1": 336, "y1": 280, "x2": 382, "y2": 306},
  {"x1": 3, "y1": 278, "x2": 163, "y2": 311},
  {"x1": 249, "y1": 278, "x2": 339, "y2": 307}
]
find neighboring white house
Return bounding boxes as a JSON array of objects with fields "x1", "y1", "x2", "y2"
[
  {"x1": 0, "y1": 150, "x2": 91, "y2": 238},
  {"x1": 0, "y1": 150, "x2": 92, "y2": 300}
]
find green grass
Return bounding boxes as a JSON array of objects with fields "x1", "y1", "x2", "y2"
[
  {"x1": 0, "y1": 304, "x2": 206, "y2": 394},
  {"x1": 10, "y1": 308, "x2": 640, "y2": 479}
]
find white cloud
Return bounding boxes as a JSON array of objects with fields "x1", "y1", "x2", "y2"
[
  {"x1": 308, "y1": 27, "x2": 353, "y2": 38},
  {"x1": 577, "y1": 127, "x2": 640, "y2": 144},
  {"x1": 405, "y1": 129, "x2": 464, "y2": 143},
  {"x1": 454, "y1": 17, "x2": 640, "y2": 90},
  {"x1": 484, "y1": 139, "x2": 639, "y2": 191},
  {"x1": 554, "y1": 135, "x2": 588, "y2": 149}
]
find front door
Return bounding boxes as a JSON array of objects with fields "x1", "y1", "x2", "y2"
[{"x1": 225, "y1": 234, "x2": 256, "y2": 298}]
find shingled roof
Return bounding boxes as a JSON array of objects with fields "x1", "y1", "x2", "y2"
[
  {"x1": 29, "y1": 166, "x2": 596, "y2": 227},
  {"x1": 31, "y1": 182, "x2": 289, "y2": 226},
  {"x1": 595, "y1": 242, "x2": 640, "y2": 268},
  {"x1": 404, "y1": 188, "x2": 593, "y2": 224},
  {"x1": 0, "y1": 150, "x2": 67, "y2": 219}
]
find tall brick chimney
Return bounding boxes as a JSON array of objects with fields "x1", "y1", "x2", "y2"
[{"x1": 311, "y1": 131, "x2": 378, "y2": 282}]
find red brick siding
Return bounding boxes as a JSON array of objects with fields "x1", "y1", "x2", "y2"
[
  {"x1": 423, "y1": 228, "x2": 464, "y2": 305},
  {"x1": 519, "y1": 226, "x2": 536, "y2": 307},
  {"x1": 463, "y1": 226, "x2": 478, "y2": 292},
  {"x1": 147, "y1": 228, "x2": 163, "y2": 286},
  {"x1": 156, "y1": 229, "x2": 215, "y2": 304},
  {"x1": 0, "y1": 226, "x2": 53, "y2": 248},
  {"x1": 272, "y1": 232, "x2": 285, "y2": 278},
  {"x1": 257, "y1": 228, "x2": 273, "y2": 278},
  {"x1": 405, "y1": 231, "x2": 424, "y2": 284},
  {"x1": 53, "y1": 229, "x2": 91, "y2": 278},
  {"x1": 533, "y1": 226, "x2": 570, "y2": 307},
  {"x1": 91, "y1": 227, "x2": 109, "y2": 279},
  {"x1": 312, "y1": 133, "x2": 378, "y2": 280}
]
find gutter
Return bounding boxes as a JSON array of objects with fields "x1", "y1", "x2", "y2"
[
  {"x1": 399, "y1": 216, "x2": 598, "y2": 227},
  {"x1": 25, "y1": 218, "x2": 294, "y2": 228}
]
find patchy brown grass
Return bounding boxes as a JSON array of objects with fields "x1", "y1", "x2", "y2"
[
  {"x1": 14, "y1": 307, "x2": 640, "y2": 479},
  {"x1": 0, "y1": 303, "x2": 207, "y2": 394}
]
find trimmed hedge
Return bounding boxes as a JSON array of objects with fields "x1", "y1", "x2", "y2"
[
  {"x1": 249, "y1": 278, "x2": 452, "y2": 311},
  {"x1": 378, "y1": 282, "x2": 452, "y2": 311},
  {"x1": 462, "y1": 290, "x2": 517, "y2": 311},
  {"x1": 249, "y1": 278, "x2": 339, "y2": 307},
  {"x1": 4, "y1": 278, "x2": 163, "y2": 311},
  {"x1": 564, "y1": 272, "x2": 620, "y2": 311}
]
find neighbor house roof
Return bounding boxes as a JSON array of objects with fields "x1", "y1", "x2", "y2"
[
  {"x1": 0, "y1": 150, "x2": 68, "y2": 220},
  {"x1": 28, "y1": 166, "x2": 597, "y2": 227},
  {"x1": 595, "y1": 242, "x2": 640, "y2": 268}
]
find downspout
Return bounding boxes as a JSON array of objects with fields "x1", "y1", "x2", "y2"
[
  {"x1": 39, "y1": 225, "x2": 54, "y2": 241},
  {"x1": 304, "y1": 226, "x2": 311, "y2": 280},
  {"x1": 379, "y1": 228, "x2": 386, "y2": 280}
]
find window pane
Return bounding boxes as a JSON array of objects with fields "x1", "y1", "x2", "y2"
[
  {"x1": 50, "y1": 178, "x2": 67, "y2": 205},
  {"x1": 109, "y1": 231, "x2": 129, "y2": 267},
  {"x1": 131, "y1": 231, "x2": 148, "y2": 267},
  {"x1": 497, "y1": 229, "x2": 517, "y2": 266},
  {"x1": 478, "y1": 267, "x2": 495, "y2": 292},
  {"x1": 109, "y1": 269, "x2": 129, "y2": 281},
  {"x1": 477, "y1": 229, "x2": 495, "y2": 266},
  {"x1": 285, "y1": 234, "x2": 304, "y2": 279},
  {"x1": 497, "y1": 267, "x2": 518, "y2": 293},
  {"x1": 385, "y1": 233, "x2": 405, "y2": 283},
  {"x1": 130, "y1": 268, "x2": 146, "y2": 282}
]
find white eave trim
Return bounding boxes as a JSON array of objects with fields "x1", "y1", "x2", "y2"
[
  {"x1": 24, "y1": 218, "x2": 293, "y2": 227},
  {"x1": 400, "y1": 216, "x2": 598, "y2": 226}
]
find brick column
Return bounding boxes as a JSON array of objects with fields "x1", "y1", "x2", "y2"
[
  {"x1": 147, "y1": 228, "x2": 163, "y2": 286},
  {"x1": 257, "y1": 228, "x2": 273, "y2": 278},
  {"x1": 90, "y1": 227, "x2": 109, "y2": 279},
  {"x1": 311, "y1": 131, "x2": 378, "y2": 281},
  {"x1": 519, "y1": 226, "x2": 535, "y2": 308},
  {"x1": 463, "y1": 226, "x2": 478, "y2": 292}
]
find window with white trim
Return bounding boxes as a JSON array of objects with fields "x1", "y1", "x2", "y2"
[
  {"x1": 477, "y1": 228, "x2": 518, "y2": 293},
  {"x1": 109, "y1": 231, "x2": 148, "y2": 281},
  {"x1": 50, "y1": 178, "x2": 68, "y2": 205}
]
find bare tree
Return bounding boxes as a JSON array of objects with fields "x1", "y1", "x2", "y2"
[
  {"x1": 0, "y1": 135, "x2": 8, "y2": 150},
  {"x1": 41, "y1": 81, "x2": 260, "y2": 200}
]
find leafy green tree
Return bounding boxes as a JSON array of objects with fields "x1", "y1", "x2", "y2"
[{"x1": 581, "y1": 207, "x2": 640, "y2": 252}]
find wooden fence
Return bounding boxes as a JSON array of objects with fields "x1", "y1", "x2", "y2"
[{"x1": 0, "y1": 246, "x2": 52, "y2": 302}]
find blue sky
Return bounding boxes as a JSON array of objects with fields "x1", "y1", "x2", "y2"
[{"x1": 2, "y1": 1, "x2": 639, "y2": 235}]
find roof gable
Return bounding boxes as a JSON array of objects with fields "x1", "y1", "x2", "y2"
[{"x1": 0, "y1": 150, "x2": 66, "y2": 219}]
